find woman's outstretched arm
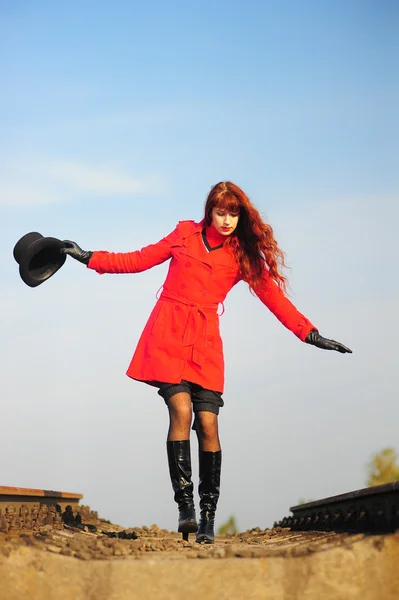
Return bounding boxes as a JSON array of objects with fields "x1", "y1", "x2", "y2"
[
  {"x1": 254, "y1": 269, "x2": 352, "y2": 353},
  {"x1": 60, "y1": 225, "x2": 182, "y2": 274}
]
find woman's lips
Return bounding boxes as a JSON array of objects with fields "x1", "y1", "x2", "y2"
[{"x1": 221, "y1": 227, "x2": 231, "y2": 231}]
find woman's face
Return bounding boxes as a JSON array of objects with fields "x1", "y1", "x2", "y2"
[{"x1": 211, "y1": 206, "x2": 240, "y2": 236}]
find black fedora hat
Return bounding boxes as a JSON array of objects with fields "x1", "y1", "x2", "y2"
[{"x1": 13, "y1": 232, "x2": 67, "y2": 287}]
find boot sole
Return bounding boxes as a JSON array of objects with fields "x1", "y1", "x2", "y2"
[{"x1": 195, "y1": 535, "x2": 214, "y2": 544}]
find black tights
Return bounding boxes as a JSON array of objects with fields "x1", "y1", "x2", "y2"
[{"x1": 167, "y1": 392, "x2": 221, "y2": 451}]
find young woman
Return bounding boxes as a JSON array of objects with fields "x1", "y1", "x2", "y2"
[{"x1": 61, "y1": 181, "x2": 352, "y2": 543}]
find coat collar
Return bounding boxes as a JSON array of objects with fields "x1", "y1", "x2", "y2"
[{"x1": 177, "y1": 219, "x2": 236, "y2": 268}]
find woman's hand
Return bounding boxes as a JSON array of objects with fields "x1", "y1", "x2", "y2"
[
  {"x1": 305, "y1": 329, "x2": 352, "y2": 354},
  {"x1": 60, "y1": 241, "x2": 93, "y2": 265}
]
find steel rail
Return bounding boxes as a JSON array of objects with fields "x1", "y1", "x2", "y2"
[
  {"x1": 275, "y1": 481, "x2": 399, "y2": 533},
  {"x1": 0, "y1": 486, "x2": 88, "y2": 533}
]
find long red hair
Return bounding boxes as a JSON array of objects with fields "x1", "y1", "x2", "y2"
[{"x1": 204, "y1": 181, "x2": 288, "y2": 291}]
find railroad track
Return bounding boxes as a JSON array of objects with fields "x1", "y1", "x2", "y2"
[
  {"x1": 1, "y1": 482, "x2": 399, "y2": 536},
  {"x1": 275, "y1": 481, "x2": 399, "y2": 533}
]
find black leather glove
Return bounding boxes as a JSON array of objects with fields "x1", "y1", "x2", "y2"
[
  {"x1": 60, "y1": 241, "x2": 93, "y2": 265},
  {"x1": 305, "y1": 329, "x2": 352, "y2": 354}
]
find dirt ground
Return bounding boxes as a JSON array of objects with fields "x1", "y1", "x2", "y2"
[
  {"x1": 1, "y1": 515, "x2": 399, "y2": 600},
  {"x1": 0, "y1": 521, "x2": 374, "y2": 561}
]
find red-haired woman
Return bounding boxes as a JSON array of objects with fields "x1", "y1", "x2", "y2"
[{"x1": 61, "y1": 181, "x2": 352, "y2": 543}]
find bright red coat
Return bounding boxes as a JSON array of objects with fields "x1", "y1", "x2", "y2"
[{"x1": 87, "y1": 220, "x2": 316, "y2": 392}]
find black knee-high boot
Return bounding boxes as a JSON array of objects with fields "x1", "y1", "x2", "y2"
[
  {"x1": 196, "y1": 450, "x2": 222, "y2": 544},
  {"x1": 166, "y1": 440, "x2": 198, "y2": 537}
]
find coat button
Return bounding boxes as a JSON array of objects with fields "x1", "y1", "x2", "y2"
[
  {"x1": 201, "y1": 289, "x2": 207, "y2": 295},
  {"x1": 175, "y1": 305, "x2": 180, "y2": 311},
  {"x1": 171, "y1": 328, "x2": 177, "y2": 333},
  {"x1": 186, "y1": 262, "x2": 192, "y2": 268},
  {"x1": 180, "y1": 283, "x2": 186, "y2": 289}
]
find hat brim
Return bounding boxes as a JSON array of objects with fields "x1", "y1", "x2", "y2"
[{"x1": 18, "y1": 237, "x2": 67, "y2": 288}]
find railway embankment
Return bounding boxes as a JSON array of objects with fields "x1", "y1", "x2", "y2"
[{"x1": 1, "y1": 485, "x2": 398, "y2": 599}]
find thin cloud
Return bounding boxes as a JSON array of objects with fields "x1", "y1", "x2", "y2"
[
  {"x1": 0, "y1": 182, "x2": 56, "y2": 208},
  {"x1": 0, "y1": 159, "x2": 162, "y2": 207},
  {"x1": 43, "y1": 161, "x2": 158, "y2": 194}
]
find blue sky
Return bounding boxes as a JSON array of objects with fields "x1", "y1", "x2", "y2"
[{"x1": 1, "y1": 1, "x2": 398, "y2": 531}]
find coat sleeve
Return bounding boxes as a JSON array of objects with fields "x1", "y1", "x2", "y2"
[
  {"x1": 87, "y1": 223, "x2": 185, "y2": 275},
  {"x1": 254, "y1": 268, "x2": 316, "y2": 341}
]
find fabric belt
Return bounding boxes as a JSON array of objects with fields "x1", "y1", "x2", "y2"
[{"x1": 159, "y1": 290, "x2": 218, "y2": 367}]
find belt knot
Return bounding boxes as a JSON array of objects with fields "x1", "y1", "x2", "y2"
[{"x1": 159, "y1": 290, "x2": 218, "y2": 366}]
